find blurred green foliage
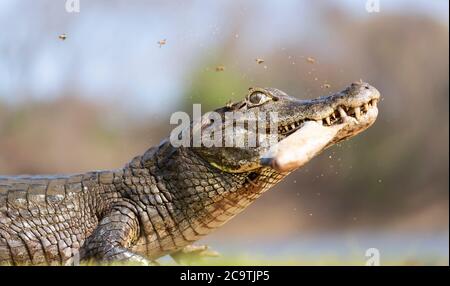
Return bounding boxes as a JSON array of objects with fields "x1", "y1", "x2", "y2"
[{"x1": 184, "y1": 59, "x2": 247, "y2": 112}]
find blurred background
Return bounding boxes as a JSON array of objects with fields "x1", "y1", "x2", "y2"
[{"x1": 0, "y1": 0, "x2": 448, "y2": 265}]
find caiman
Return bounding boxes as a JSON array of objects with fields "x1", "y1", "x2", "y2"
[{"x1": 0, "y1": 81, "x2": 380, "y2": 265}]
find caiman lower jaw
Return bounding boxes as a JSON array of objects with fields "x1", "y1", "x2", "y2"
[{"x1": 261, "y1": 105, "x2": 378, "y2": 173}]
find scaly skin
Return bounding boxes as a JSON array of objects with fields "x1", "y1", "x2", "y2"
[{"x1": 0, "y1": 82, "x2": 380, "y2": 265}]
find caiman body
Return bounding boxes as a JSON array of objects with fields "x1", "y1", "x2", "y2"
[{"x1": 0, "y1": 82, "x2": 380, "y2": 265}]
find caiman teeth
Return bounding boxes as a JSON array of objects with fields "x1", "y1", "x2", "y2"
[
  {"x1": 354, "y1": 107, "x2": 361, "y2": 120},
  {"x1": 372, "y1": 99, "x2": 378, "y2": 107},
  {"x1": 278, "y1": 98, "x2": 377, "y2": 135},
  {"x1": 338, "y1": 106, "x2": 347, "y2": 118}
]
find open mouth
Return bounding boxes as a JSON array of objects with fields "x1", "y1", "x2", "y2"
[{"x1": 278, "y1": 98, "x2": 378, "y2": 135}]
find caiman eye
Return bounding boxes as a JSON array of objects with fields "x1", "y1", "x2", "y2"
[{"x1": 248, "y1": 92, "x2": 267, "y2": 105}]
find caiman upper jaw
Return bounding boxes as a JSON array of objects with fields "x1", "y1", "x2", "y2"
[
  {"x1": 320, "y1": 98, "x2": 378, "y2": 126},
  {"x1": 277, "y1": 98, "x2": 379, "y2": 136}
]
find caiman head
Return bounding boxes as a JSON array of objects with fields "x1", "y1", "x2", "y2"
[
  {"x1": 192, "y1": 81, "x2": 380, "y2": 174},
  {"x1": 146, "y1": 81, "x2": 381, "y2": 242}
]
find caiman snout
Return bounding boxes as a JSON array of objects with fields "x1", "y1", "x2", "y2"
[{"x1": 262, "y1": 81, "x2": 380, "y2": 172}]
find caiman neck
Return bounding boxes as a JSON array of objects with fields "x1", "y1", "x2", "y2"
[{"x1": 119, "y1": 141, "x2": 285, "y2": 258}]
